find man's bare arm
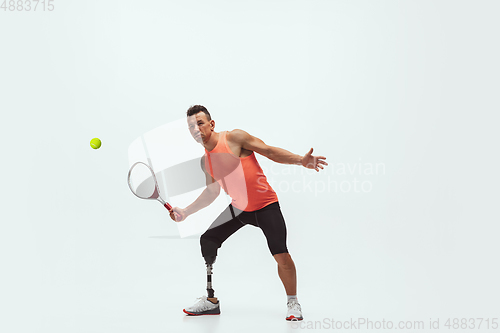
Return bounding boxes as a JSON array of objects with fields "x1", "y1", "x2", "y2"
[
  {"x1": 183, "y1": 181, "x2": 220, "y2": 216},
  {"x1": 230, "y1": 129, "x2": 328, "y2": 172},
  {"x1": 169, "y1": 156, "x2": 220, "y2": 221}
]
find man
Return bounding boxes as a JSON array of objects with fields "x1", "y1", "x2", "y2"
[{"x1": 170, "y1": 105, "x2": 327, "y2": 321}]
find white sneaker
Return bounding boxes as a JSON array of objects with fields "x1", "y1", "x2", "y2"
[
  {"x1": 183, "y1": 296, "x2": 220, "y2": 316},
  {"x1": 286, "y1": 299, "x2": 303, "y2": 321}
]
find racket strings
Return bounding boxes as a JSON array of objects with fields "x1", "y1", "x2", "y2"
[{"x1": 128, "y1": 162, "x2": 160, "y2": 200}]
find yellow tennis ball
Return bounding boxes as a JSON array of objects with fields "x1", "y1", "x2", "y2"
[{"x1": 90, "y1": 138, "x2": 101, "y2": 149}]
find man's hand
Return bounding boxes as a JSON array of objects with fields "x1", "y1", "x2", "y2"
[
  {"x1": 301, "y1": 148, "x2": 328, "y2": 172},
  {"x1": 169, "y1": 207, "x2": 187, "y2": 222}
]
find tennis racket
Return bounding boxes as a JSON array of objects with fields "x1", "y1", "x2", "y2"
[{"x1": 127, "y1": 161, "x2": 180, "y2": 220}]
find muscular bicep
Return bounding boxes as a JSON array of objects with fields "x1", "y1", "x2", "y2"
[{"x1": 231, "y1": 129, "x2": 272, "y2": 157}]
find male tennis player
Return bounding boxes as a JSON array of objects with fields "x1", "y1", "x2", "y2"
[{"x1": 169, "y1": 105, "x2": 327, "y2": 321}]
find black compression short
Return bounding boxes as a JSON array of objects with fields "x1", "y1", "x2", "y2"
[{"x1": 200, "y1": 201, "x2": 288, "y2": 257}]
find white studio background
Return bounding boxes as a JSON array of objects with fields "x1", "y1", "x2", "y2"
[{"x1": 1, "y1": 1, "x2": 499, "y2": 332}]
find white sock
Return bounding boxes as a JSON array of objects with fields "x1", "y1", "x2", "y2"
[{"x1": 287, "y1": 295, "x2": 297, "y2": 302}]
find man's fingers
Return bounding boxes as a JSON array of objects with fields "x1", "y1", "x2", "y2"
[{"x1": 169, "y1": 208, "x2": 182, "y2": 222}]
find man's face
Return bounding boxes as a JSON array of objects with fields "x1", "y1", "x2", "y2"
[{"x1": 187, "y1": 112, "x2": 213, "y2": 144}]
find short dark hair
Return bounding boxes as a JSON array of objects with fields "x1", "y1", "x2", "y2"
[{"x1": 186, "y1": 105, "x2": 211, "y2": 121}]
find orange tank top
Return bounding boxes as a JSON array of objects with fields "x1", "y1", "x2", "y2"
[{"x1": 204, "y1": 131, "x2": 278, "y2": 212}]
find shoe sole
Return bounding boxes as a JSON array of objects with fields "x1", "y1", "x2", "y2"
[
  {"x1": 286, "y1": 315, "x2": 303, "y2": 321},
  {"x1": 183, "y1": 309, "x2": 221, "y2": 316}
]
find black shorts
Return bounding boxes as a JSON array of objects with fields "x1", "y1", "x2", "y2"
[{"x1": 200, "y1": 202, "x2": 288, "y2": 256}]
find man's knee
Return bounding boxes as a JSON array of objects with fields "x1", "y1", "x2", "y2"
[
  {"x1": 273, "y1": 252, "x2": 293, "y2": 266},
  {"x1": 200, "y1": 236, "x2": 220, "y2": 265}
]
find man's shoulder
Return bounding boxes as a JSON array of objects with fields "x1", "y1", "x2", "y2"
[{"x1": 226, "y1": 129, "x2": 249, "y2": 143}]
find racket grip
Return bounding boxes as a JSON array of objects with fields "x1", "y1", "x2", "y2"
[{"x1": 165, "y1": 203, "x2": 182, "y2": 222}]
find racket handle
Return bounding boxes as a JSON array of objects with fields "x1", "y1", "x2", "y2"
[{"x1": 165, "y1": 203, "x2": 182, "y2": 222}]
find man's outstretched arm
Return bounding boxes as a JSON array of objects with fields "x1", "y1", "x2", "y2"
[
  {"x1": 230, "y1": 129, "x2": 328, "y2": 172},
  {"x1": 169, "y1": 157, "x2": 220, "y2": 222}
]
